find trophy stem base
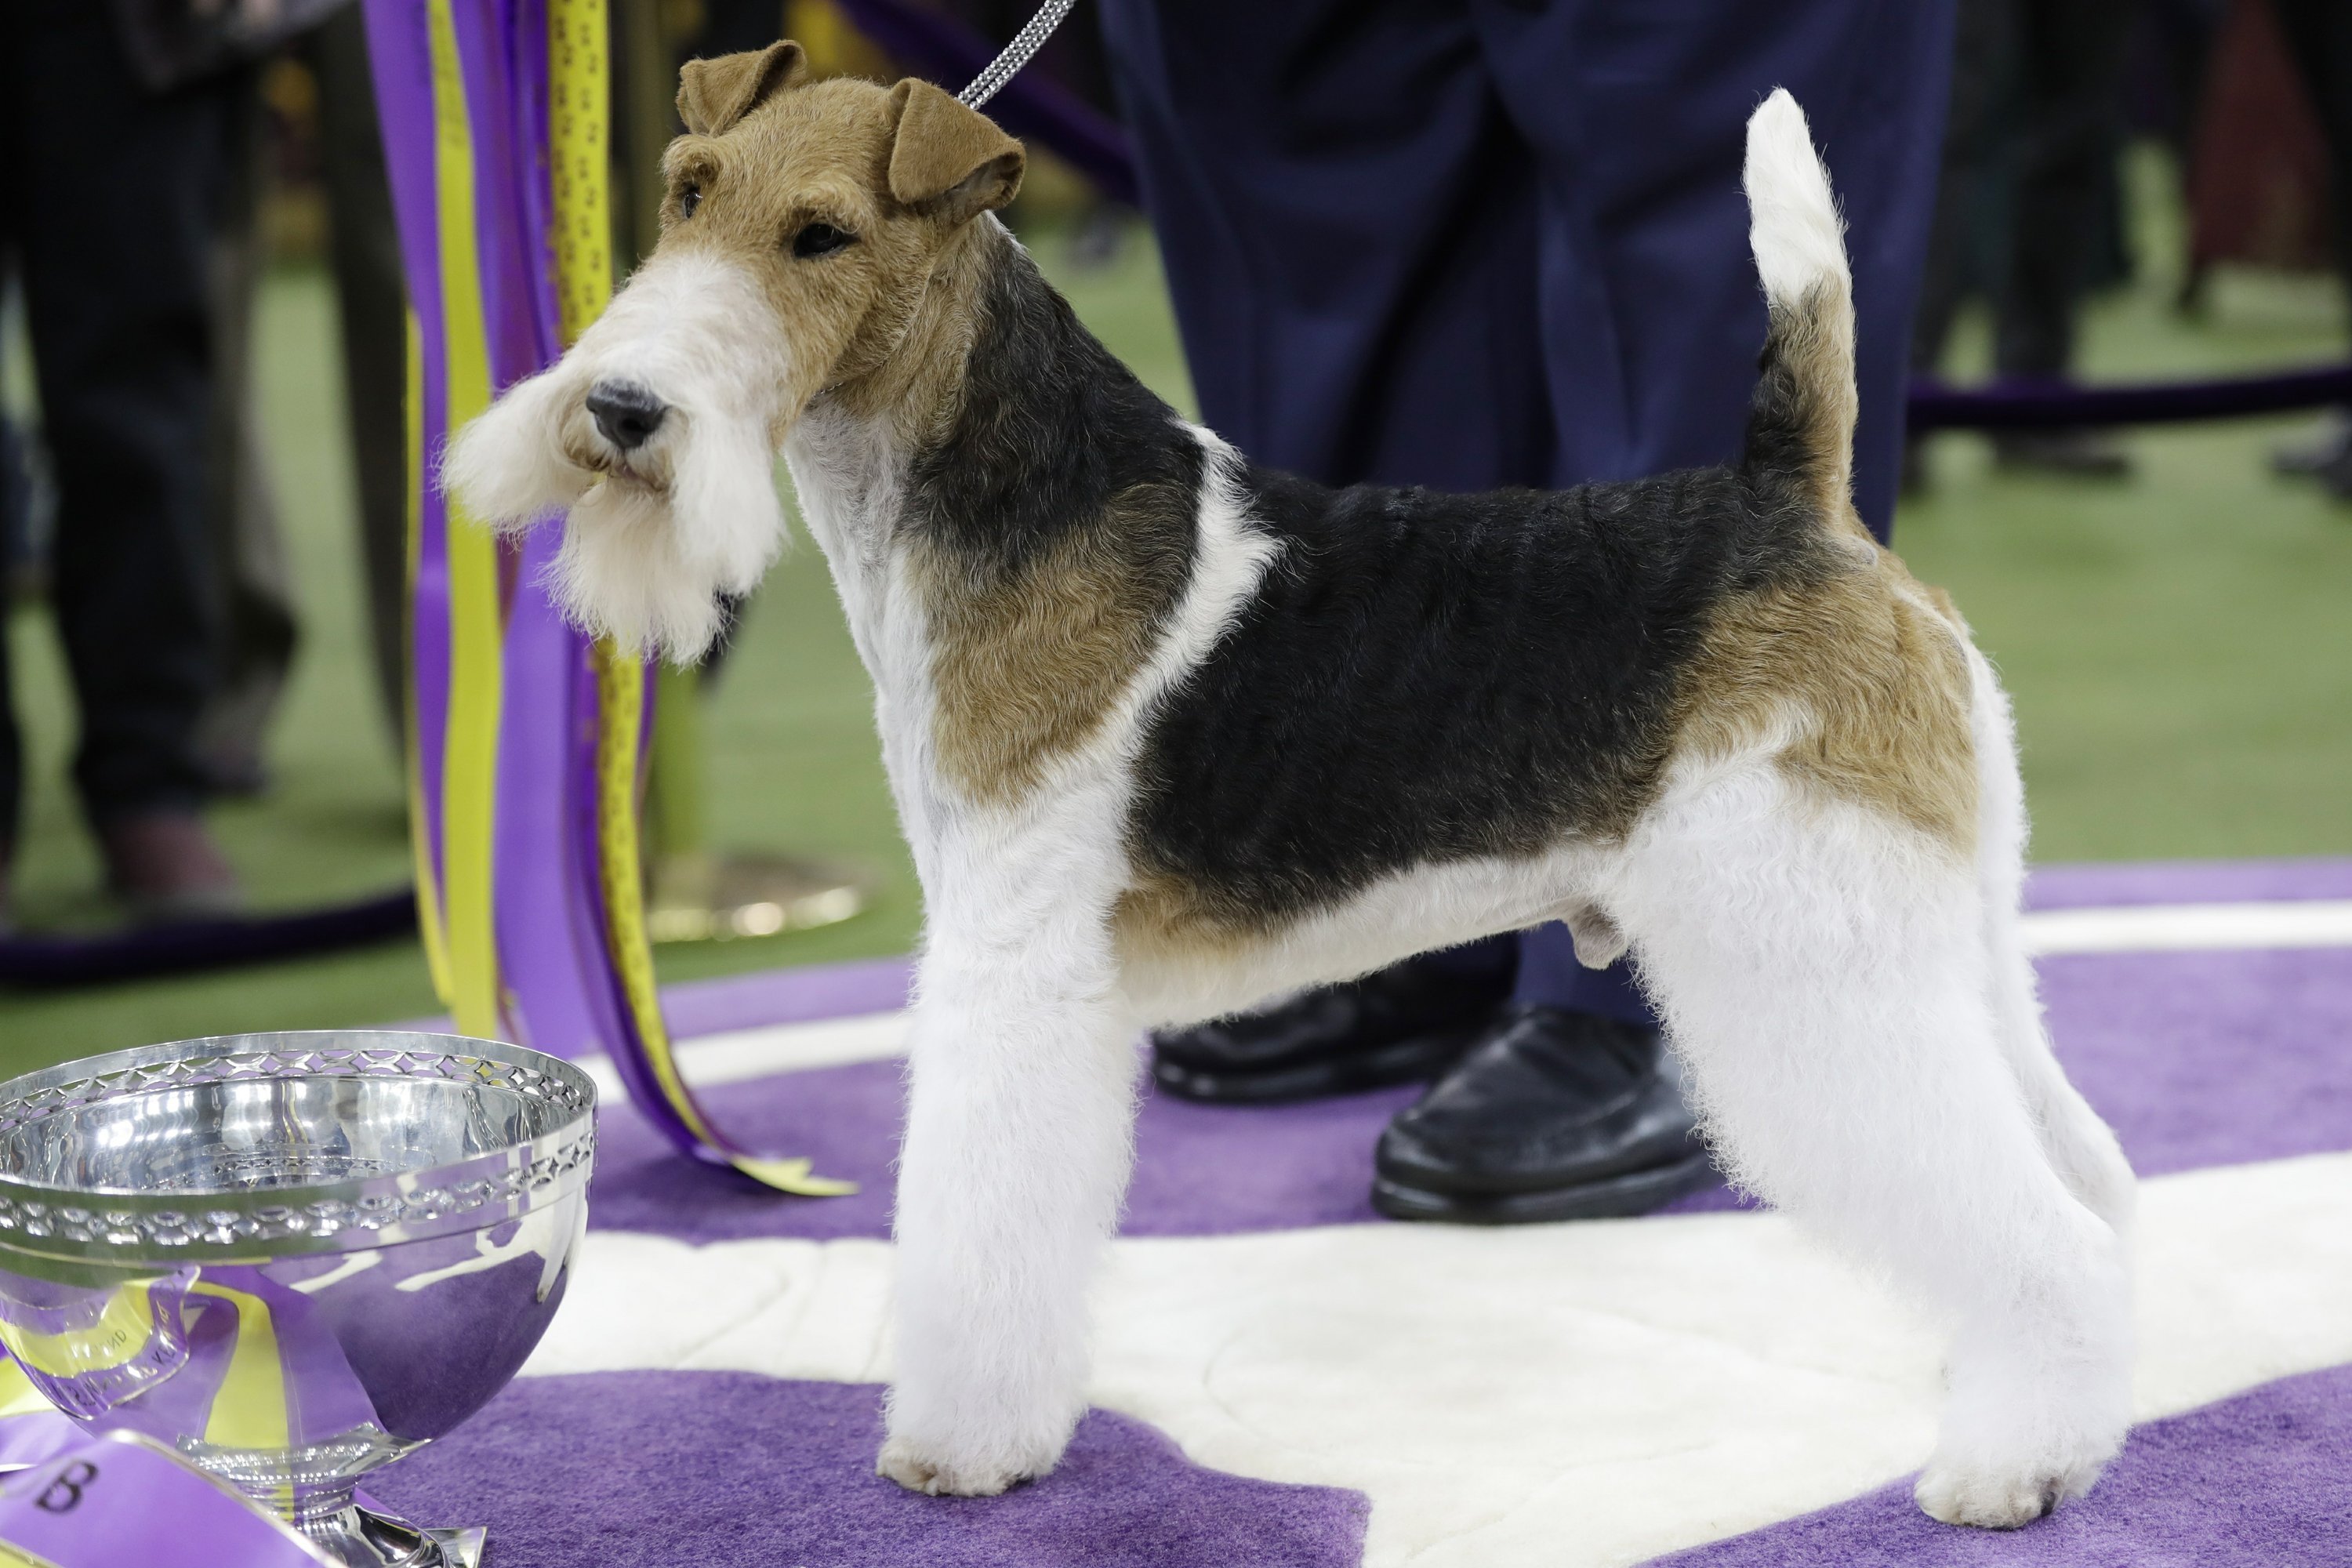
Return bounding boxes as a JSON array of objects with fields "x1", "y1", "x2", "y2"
[{"x1": 307, "y1": 1504, "x2": 485, "y2": 1568}]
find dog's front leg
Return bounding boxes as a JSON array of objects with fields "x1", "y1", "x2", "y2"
[{"x1": 877, "y1": 903, "x2": 1138, "y2": 1497}]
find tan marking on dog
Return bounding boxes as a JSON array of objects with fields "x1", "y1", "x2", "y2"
[
  {"x1": 1773, "y1": 287, "x2": 1864, "y2": 531},
  {"x1": 1111, "y1": 867, "x2": 1261, "y2": 974},
  {"x1": 913, "y1": 472, "x2": 1196, "y2": 806},
  {"x1": 1674, "y1": 547, "x2": 1980, "y2": 855},
  {"x1": 824, "y1": 193, "x2": 993, "y2": 451}
]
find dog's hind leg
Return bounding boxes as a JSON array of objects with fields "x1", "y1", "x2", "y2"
[
  {"x1": 1965, "y1": 648, "x2": 2136, "y2": 1236},
  {"x1": 877, "y1": 833, "x2": 1142, "y2": 1497},
  {"x1": 1613, "y1": 765, "x2": 2132, "y2": 1530}
]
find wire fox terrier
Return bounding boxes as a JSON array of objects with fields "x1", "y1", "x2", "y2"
[{"x1": 450, "y1": 45, "x2": 2137, "y2": 1529}]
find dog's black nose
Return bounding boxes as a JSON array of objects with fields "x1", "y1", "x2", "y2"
[{"x1": 586, "y1": 381, "x2": 667, "y2": 451}]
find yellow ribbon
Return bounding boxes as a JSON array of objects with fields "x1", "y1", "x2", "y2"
[
  {"x1": 429, "y1": 0, "x2": 507, "y2": 1037},
  {"x1": 550, "y1": 2, "x2": 850, "y2": 1196},
  {"x1": 405, "y1": 310, "x2": 456, "y2": 1007}
]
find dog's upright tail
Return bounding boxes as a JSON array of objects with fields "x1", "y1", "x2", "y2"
[{"x1": 1740, "y1": 89, "x2": 1860, "y2": 528}]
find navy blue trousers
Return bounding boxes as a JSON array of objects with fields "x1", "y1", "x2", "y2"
[{"x1": 1102, "y1": 0, "x2": 1955, "y2": 1024}]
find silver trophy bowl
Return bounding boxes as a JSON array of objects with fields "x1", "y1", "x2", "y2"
[{"x1": 0, "y1": 1031, "x2": 596, "y2": 1567}]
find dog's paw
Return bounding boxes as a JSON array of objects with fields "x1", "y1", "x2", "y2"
[
  {"x1": 1914, "y1": 1449, "x2": 2109, "y2": 1530},
  {"x1": 876, "y1": 1436, "x2": 1029, "y2": 1498}
]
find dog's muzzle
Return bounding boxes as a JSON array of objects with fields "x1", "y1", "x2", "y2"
[{"x1": 586, "y1": 380, "x2": 668, "y2": 452}]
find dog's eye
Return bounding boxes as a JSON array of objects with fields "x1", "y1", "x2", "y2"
[
  {"x1": 792, "y1": 222, "x2": 855, "y2": 259},
  {"x1": 679, "y1": 184, "x2": 701, "y2": 218}
]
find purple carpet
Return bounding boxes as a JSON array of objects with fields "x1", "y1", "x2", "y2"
[
  {"x1": 590, "y1": 933, "x2": 2352, "y2": 1241},
  {"x1": 1649, "y1": 1361, "x2": 2352, "y2": 1566},
  {"x1": 366, "y1": 1372, "x2": 1368, "y2": 1568}
]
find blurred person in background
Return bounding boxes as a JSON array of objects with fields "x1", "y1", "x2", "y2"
[
  {"x1": 1910, "y1": 0, "x2": 2144, "y2": 483},
  {"x1": 1100, "y1": 0, "x2": 1955, "y2": 1222},
  {"x1": 193, "y1": 34, "x2": 301, "y2": 800},
  {"x1": 0, "y1": 3, "x2": 255, "y2": 927},
  {"x1": 299, "y1": 2, "x2": 410, "y2": 747},
  {"x1": 0, "y1": 1, "x2": 347, "y2": 931}
]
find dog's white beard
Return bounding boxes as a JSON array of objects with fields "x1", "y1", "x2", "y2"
[
  {"x1": 442, "y1": 252, "x2": 793, "y2": 663},
  {"x1": 546, "y1": 439, "x2": 783, "y2": 662}
]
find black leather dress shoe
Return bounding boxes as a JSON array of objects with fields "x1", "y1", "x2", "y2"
[
  {"x1": 1373, "y1": 1005, "x2": 1712, "y2": 1223},
  {"x1": 1150, "y1": 946, "x2": 1515, "y2": 1104}
]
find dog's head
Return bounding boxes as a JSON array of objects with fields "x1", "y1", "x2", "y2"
[{"x1": 444, "y1": 42, "x2": 1025, "y2": 660}]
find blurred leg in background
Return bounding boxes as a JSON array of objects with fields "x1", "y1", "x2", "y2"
[
  {"x1": 310, "y1": 4, "x2": 411, "y2": 749},
  {"x1": 194, "y1": 60, "x2": 302, "y2": 799},
  {"x1": 1996, "y1": 0, "x2": 2142, "y2": 475},
  {"x1": 0, "y1": 2, "x2": 241, "y2": 920},
  {"x1": 1908, "y1": 0, "x2": 2013, "y2": 491},
  {"x1": 0, "y1": 401, "x2": 30, "y2": 929},
  {"x1": 2270, "y1": 0, "x2": 2352, "y2": 497},
  {"x1": 1911, "y1": 0, "x2": 2143, "y2": 485}
]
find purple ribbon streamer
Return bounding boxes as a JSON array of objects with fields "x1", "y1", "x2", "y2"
[
  {"x1": 364, "y1": 0, "x2": 808, "y2": 1189},
  {"x1": 365, "y1": 0, "x2": 630, "y2": 1064},
  {"x1": 363, "y1": 1, "x2": 455, "y2": 902}
]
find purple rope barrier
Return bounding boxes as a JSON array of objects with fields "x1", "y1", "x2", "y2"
[
  {"x1": 0, "y1": 890, "x2": 416, "y2": 988},
  {"x1": 1910, "y1": 365, "x2": 2352, "y2": 433}
]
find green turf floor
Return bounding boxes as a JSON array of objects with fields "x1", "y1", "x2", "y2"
[{"x1": 5, "y1": 169, "x2": 2350, "y2": 1070}]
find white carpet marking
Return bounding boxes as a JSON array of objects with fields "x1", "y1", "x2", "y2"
[{"x1": 2019, "y1": 899, "x2": 2352, "y2": 955}]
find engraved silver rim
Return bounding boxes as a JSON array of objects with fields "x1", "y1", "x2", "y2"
[{"x1": 0, "y1": 1032, "x2": 596, "y2": 1262}]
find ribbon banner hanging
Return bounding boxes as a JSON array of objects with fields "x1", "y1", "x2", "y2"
[{"x1": 360, "y1": 0, "x2": 851, "y2": 1196}]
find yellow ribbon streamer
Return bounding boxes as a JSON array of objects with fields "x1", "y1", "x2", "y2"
[
  {"x1": 405, "y1": 310, "x2": 456, "y2": 1007},
  {"x1": 550, "y1": 1, "x2": 850, "y2": 1196},
  {"x1": 429, "y1": 0, "x2": 507, "y2": 1037}
]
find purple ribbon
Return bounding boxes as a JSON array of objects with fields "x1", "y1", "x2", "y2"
[
  {"x1": 363, "y1": 0, "x2": 848, "y2": 1192},
  {"x1": 365, "y1": 0, "x2": 630, "y2": 1065},
  {"x1": 0, "y1": 1430, "x2": 333, "y2": 1566}
]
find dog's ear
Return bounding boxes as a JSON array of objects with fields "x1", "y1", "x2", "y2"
[
  {"x1": 677, "y1": 41, "x2": 807, "y2": 136},
  {"x1": 887, "y1": 79, "x2": 1025, "y2": 222}
]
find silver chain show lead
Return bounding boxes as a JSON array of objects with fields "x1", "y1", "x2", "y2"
[{"x1": 958, "y1": 0, "x2": 1080, "y2": 108}]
